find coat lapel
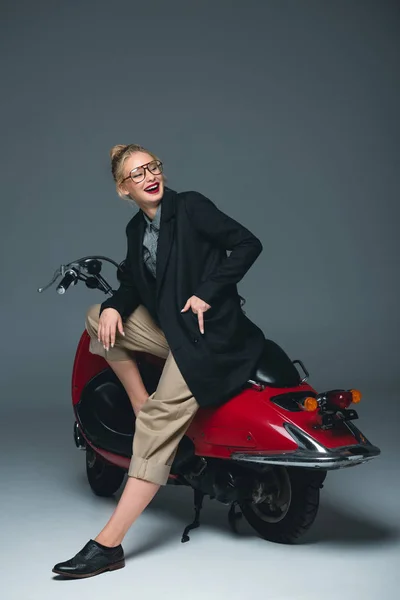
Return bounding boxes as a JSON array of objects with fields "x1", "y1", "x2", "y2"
[
  {"x1": 156, "y1": 187, "x2": 176, "y2": 299},
  {"x1": 134, "y1": 216, "x2": 147, "y2": 286},
  {"x1": 129, "y1": 187, "x2": 177, "y2": 301}
]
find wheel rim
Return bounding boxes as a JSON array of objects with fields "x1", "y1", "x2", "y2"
[{"x1": 250, "y1": 468, "x2": 292, "y2": 523}]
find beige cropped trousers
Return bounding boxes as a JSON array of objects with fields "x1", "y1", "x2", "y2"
[{"x1": 85, "y1": 304, "x2": 199, "y2": 486}]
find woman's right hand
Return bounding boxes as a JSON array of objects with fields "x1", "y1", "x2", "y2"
[{"x1": 98, "y1": 308, "x2": 125, "y2": 351}]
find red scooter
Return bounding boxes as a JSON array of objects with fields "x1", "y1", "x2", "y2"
[{"x1": 38, "y1": 255, "x2": 380, "y2": 544}]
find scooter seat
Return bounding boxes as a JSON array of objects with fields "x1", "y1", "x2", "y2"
[{"x1": 251, "y1": 339, "x2": 301, "y2": 387}]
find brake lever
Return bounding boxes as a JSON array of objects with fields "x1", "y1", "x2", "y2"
[
  {"x1": 37, "y1": 263, "x2": 81, "y2": 293},
  {"x1": 37, "y1": 267, "x2": 63, "y2": 293}
]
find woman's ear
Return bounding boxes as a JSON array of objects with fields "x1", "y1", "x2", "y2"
[{"x1": 117, "y1": 183, "x2": 130, "y2": 199}]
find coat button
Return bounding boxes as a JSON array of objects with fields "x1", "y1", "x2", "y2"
[{"x1": 193, "y1": 337, "x2": 199, "y2": 344}]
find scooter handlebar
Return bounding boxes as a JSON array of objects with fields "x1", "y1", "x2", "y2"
[
  {"x1": 56, "y1": 270, "x2": 77, "y2": 294},
  {"x1": 37, "y1": 256, "x2": 127, "y2": 295}
]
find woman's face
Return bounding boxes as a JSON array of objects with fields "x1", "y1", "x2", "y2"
[{"x1": 119, "y1": 151, "x2": 164, "y2": 207}]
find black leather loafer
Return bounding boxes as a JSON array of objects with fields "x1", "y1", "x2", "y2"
[{"x1": 52, "y1": 539, "x2": 125, "y2": 578}]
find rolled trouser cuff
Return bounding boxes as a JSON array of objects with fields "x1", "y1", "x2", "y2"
[
  {"x1": 88, "y1": 336, "x2": 132, "y2": 361},
  {"x1": 128, "y1": 456, "x2": 172, "y2": 486}
]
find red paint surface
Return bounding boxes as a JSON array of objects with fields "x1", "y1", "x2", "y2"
[{"x1": 72, "y1": 331, "x2": 362, "y2": 474}]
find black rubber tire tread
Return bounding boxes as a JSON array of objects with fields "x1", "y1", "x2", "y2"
[
  {"x1": 239, "y1": 468, "x2": 322, "y2": 544},
  {"x1": 86, "y1": 448, "x2": 125, "y2": 497}
]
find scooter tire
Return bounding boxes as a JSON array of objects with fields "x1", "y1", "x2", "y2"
[
  {"x1": 86, "y1": 447, "x2": 125, "y2": 497},
  {"x1": 239, "y1": 467, "x2": 323, "y2": 544}
]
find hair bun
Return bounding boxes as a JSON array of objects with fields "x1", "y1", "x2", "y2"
[{"x1": 110, "y1": 144, "x2": 128, "y2": 161}]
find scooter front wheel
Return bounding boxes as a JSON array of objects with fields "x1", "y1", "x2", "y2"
[
  {"x1": 86, "y1": 447, "x2": 125, "y2": 497},
  {"x1": 239, "y1": 467, "x2": 325, "y2": 544}
]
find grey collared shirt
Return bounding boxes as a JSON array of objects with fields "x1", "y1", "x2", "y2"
[{"x1": 142, "y1": 202, "x2": 162, "y2": 278}]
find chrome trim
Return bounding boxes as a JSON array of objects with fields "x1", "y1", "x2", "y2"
[
  {"x1": 231, "y1": 445, "x2": 380, "y2": 469},
  {"x1": 73, "y1": 421, "x2": 86, "y2": 450},
  {"x1": 284, "y1": 423, "x2": 328, "y2": 454},
  {"x1": 231, "y1": 422, "x2": 381, "y2": 470}
]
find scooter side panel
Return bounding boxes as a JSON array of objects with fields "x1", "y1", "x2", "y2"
[
  {"x1": 186, "y1": 387, "x2": 299, "y2": 457},
  {"x1": 72, "y1": 332, "x2": 107, "y2": 406},
  {"x1": 186, "y1": 383, "x2": 363, "y2": 458}
]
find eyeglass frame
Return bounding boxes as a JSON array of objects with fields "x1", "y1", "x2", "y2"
[{"x1": 121, "y1": 160, "x2": 163, "y2": 184}]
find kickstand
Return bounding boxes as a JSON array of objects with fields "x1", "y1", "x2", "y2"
[
  {"x1": 181, "y1": 489, "x2": 205, "y2": 543},
  {"x1": 228, "y1": 501, "x2": 242, "y2": 533}
]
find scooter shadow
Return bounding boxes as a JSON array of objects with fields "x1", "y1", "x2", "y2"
[
  {"x1": 118, "y1": 483, "x2": 399, "y2": 551},
  {"x1": 303, "y1": 501, "x2": 400, "y2": 546},
  {"x1": 117, "y1": 482, "x2": 250, "y2": 560}
]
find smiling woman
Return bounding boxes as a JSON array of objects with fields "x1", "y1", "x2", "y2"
[
  {"x1": 52, "y1": 142, "x2": 265, "y2": 579},
  {"x1": 111, "y1": 144, "x2": 167, "y2": 216}
]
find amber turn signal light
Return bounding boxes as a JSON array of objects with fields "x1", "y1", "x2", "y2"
[
  {"x1": 350, "y1": 389, "x2": 362, "y2": 404},
  {"x1": 303, "y1": 397, "x2": 318, "y2": 412}
]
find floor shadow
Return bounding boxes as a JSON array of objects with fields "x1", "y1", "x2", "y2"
[
  {"x1": 123, "y1": 523, "x2": 187, "y2": 560},
  {"x1": 144, "y1": 485, "x2": 254, "y2": 540},
  {"x1": 140, "y1": 485, "x2": 400, "y2": 547},
  {"x1": 303, "y1": 501, "x2": 400, "y2": 546},
  {"x1": 62, "y1": 461, "x2": 400, "y2": 550}
]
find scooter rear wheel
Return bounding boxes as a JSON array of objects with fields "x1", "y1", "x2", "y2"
[
  {"x1": 86, "y1": 447, "x2": 125, "y2": 497},
  {"x1": 239, "y1": 467, "x2": 324, "y2": 544}
]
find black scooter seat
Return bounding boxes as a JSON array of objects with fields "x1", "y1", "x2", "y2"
[{"x1": 251, "y1": 339, "x2": 301, "y2": 388}]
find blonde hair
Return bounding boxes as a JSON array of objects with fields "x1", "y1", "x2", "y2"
[{"x1": 110, "y1": 143, "x2": 166, "y2": 199}]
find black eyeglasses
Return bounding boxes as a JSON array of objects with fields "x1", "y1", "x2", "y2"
[{"x1": 121, "y1": 160, "x2": 163, "y2": 184}]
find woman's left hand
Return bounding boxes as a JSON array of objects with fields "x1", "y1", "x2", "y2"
[{"x1": 181, "y1": 295, "x2": 211, "y2": 334}]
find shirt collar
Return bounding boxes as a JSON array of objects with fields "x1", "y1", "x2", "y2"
[{"x1": 142, "y1": 202, "x2": 162, "y2": 231}]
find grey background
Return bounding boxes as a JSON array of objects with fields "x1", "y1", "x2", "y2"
[{"x1": 1, "y1": 1, "x2": 399, "y2": 598}]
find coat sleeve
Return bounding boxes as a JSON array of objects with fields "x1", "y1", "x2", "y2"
[
  {"x1": 99, "y1": 224, "x2": 141, "y2": 319},
  {"x1": 184, "y1": 191, "x2": 263, "y2": 305}
]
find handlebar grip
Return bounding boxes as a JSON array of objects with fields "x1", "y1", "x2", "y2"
[{"x1": 56, "y1": 270, "x2": 77, "y2": 294}]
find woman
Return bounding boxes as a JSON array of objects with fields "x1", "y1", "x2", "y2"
[{"x1": 52, "y1": 144, "x2": 266, "y2": 578}]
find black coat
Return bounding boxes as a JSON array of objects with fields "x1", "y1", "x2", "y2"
[{"x1": 100, "y1": 187, "x2": 265, "y2": 407}]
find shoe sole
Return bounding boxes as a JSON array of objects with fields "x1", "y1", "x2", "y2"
[{"x1": 52, "y1": 559, "x2": 125, "y2": 578}]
